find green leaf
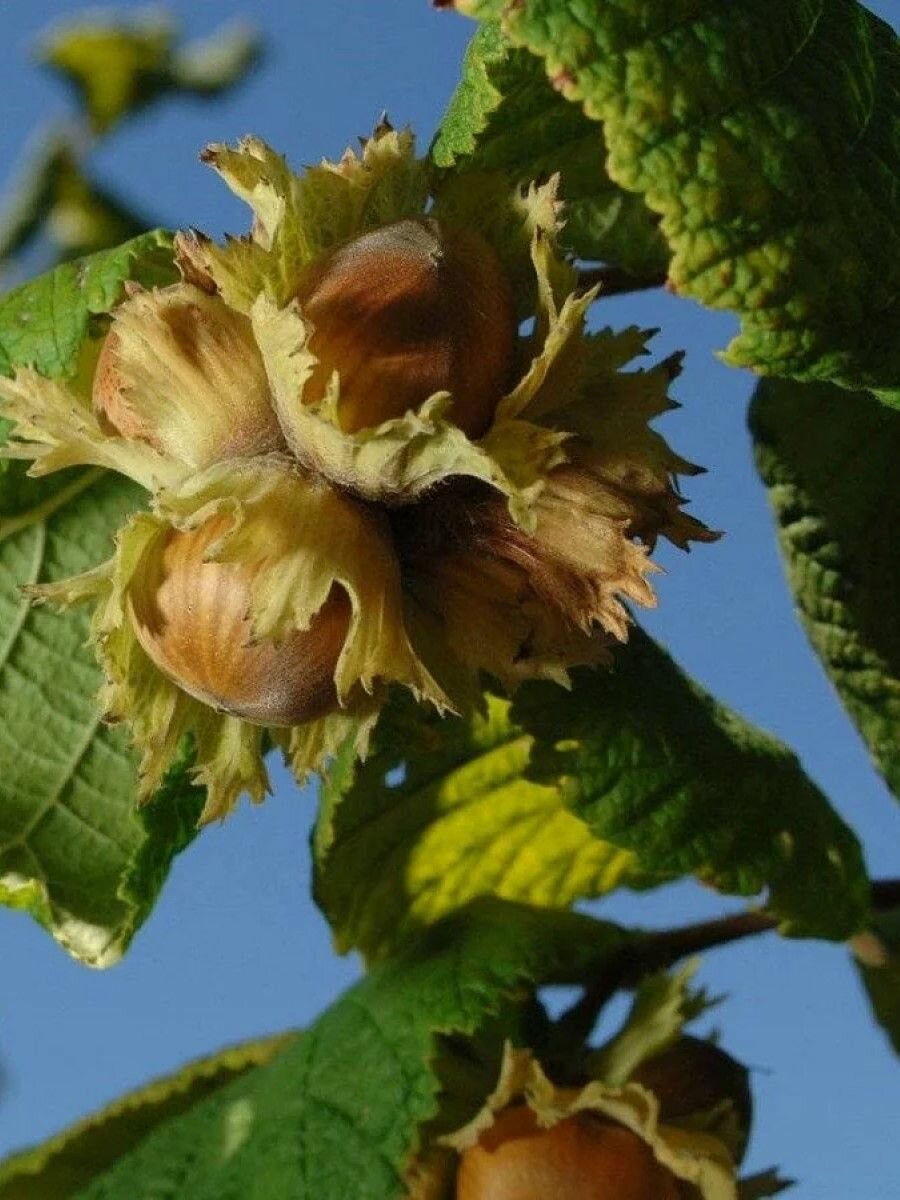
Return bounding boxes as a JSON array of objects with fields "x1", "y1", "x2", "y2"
[
  {"x1": 445, "y1": 0, "x2": 900, "y2": 402},
  {"x1": 69, "y1": 902, "x2": 627, "y2": 1199},
  {"x1": 432, "y1": 23, "x2": 667, "y2": 274},
  {"x1": 0, "y1": 1033, "x2": 293, "y2": 1200},
  {"x1": 0, "y1": 238, "x2": 201, "y2": 965},
  {"x1": 751, "y1": 378, "x2": 900, "y2": 799},
  {"x1": 0, "y1": 472, "x2": 203, "y2": 965},
  {"x1": 318, "y1": 630, "x2": 867, "y2": 955},
  {"x1": 852, "y1": 906, "x2": 900, "y2": 1056},
  {"x1": 40, "y1": 15, "x2": 261, "y2": 135},
  {"x1": 515, "y1": 630, "x2": 870, "y2": 940},
  {"x1": 0, "y1": 229, "x2": 176, "y2": 381},
  {"x1": 314, "y1": 689, "x2": 646, "y2": 962}
]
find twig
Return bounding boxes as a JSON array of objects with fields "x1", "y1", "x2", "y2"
[
  {"x1": 578, "y1": 264, "x2": 669, "y2": 297},
  {"x1": 872, "y1": 878, "x2": 900, "y2": 909},
  {"x1": 556, "y1": 878, "x2": 900, "y2": 1050}
]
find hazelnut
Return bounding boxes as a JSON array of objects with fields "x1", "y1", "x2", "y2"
[
  {"x1": 297, "y1": 218, "x2": 517, "y2": 437},
  {"x1": 92, "y1": 286, "x2": 284, "y2": 465},
  {"x1": 456, "y1": 1105, "x2": 681, "y2": 1199},
  {"x1": 128, "y1": 514, "x2": 350, "y2": 726},
  {"x1": 631, "y1": 1036, "x2": 752, "y2": 1163}
]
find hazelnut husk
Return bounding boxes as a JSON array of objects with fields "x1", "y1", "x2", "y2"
[
  {"x1": 92, "y1": 288, "x2": 284, "y2": 464},
  {"x1": 93, "y1": 329, "x2": 151, "y2": 445},
  {"x1": 297, "y1": 217, "x2": 517, "y2": 437},
  {"x1": 128, "y1": 515, "x2": 351, "y2": 726},
  {"x1": 631, "y1": 1036, "x2": 753, "y2": 1163},
  {"x1": 456, "y1": 1105, "x2": 681, "y2": 1200}
]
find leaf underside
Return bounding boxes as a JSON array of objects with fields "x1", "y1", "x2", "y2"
[
  {"x1": 751, "y1": 378, "x2": 900, "y2": 801},
  {"x1": 0, "y1": 234, "x2": 204, "y2": 966},
  {"x1": 431, "y1": 21, "x2": 668, "y2": 274},
  {"x1": 449, "y1": 0, "x2": 900, "y2": 403}
]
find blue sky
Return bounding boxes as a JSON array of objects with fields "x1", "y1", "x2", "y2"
[{"x1": 0, "y1": 2, "x2": 898, "y2": 1196}]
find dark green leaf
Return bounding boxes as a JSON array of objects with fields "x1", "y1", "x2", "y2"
[
  {"x1": 515, "y1": 631, "x2": 869, "y2": 940},
  {"x1": 751, "y1": 378, "x2": 900, "y2": 799},
  {"x1": 70, "y1": 903, "x2": 626, "y2": 1199},
  {"x1": 432, "y1": 22, "x2": 667, "y2": 274},
  {"x1": 445, "y1": 0, "x2": 900, "y2": 402},
  {"x1": 0, "y1": 1033, "x2": 293, "y2": 1200}
]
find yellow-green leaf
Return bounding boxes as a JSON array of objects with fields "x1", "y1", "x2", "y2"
[
  {"x1": 40, "y1": 15, "x2": 261, "y2": 135},
  {"x1": 314, "y1": 689, "x2": 643, "y2": 962}
]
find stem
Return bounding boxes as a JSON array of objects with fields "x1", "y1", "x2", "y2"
[
  {"x1": 872, "y1": 878, "x2": 900, "y2": 909},
  {"x1": 557, "y1": 877, "x2": 900, "y2": 1050},
  {"x1": 578, "y1": 264, "x2": 669, "y2": 297}
]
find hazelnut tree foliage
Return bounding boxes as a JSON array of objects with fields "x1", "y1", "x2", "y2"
[{"x1": 0, "y1": 4, "x2": 898, "y2": 1198}]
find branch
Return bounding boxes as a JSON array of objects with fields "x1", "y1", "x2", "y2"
[
  {"x1": 872, "y1": 878, "x2": 900, "y2": 909},
  {"x1": 557, "y1": 877, "x2": 900, "y2": 1050},
  {"x1": 577, "y1": 264, "x2": 669, "y2": 297}
]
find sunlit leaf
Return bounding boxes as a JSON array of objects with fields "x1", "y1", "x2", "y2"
[
  {"x1": 315, "y1": 689, "x2": 645, "y2": 962},
  {"x1": 317, "y1": 631, "x2": 868, "y2": 958}
]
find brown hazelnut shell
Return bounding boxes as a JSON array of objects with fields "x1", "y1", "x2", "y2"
[
  {"x1": 297, "y1": 217, "x2": 517, "y2": 438},
  {"x1": 456, "y1": 1105, "x2": 681, "y2": 1200},
  {"x1": 128, "y1": 515, "x2": 350, "y2": 727}
]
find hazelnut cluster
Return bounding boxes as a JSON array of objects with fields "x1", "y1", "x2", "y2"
[
  {"x1": 0, "y1": 124, "x2": 715, "y2": 820},
  {"x1": 412, "y1": 1043, "x2": 744, "y2": 1200}
]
